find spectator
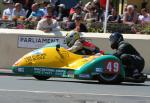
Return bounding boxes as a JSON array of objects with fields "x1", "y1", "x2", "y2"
[
  {"x1": 36, "y1": 5, "x2": 61, "y2": 33},
  {"x1": 49, "y1": 0, "x2": 60, "y2": 18},
  {"x1": 138, "y1": 8, "x2": 150, "y2": 25},
  {"x1": 83, "y1": 1, "x2": 91, "y2": 12},
  {"x1": 49, "y1": 0, "x2": 58, "y2": 7},
  {"x1": 123, "y1": 5, "x2": 138, "y2": 25},
  {"x1": 27, "y1": 3, "x2": 44, "y2": 21},
  {"x1": 123, "y1": 5, "x2": 139, "y2": 33},
  {"x1": 71, "y1": 5, "x2": 84, "y2": 21},
  {"x1": 56, "y1": 4, "x2": 67, "y2": 21},
  {"x1": 84, "y1": 5, "x2": 98, "y2": 22},
  {"x1": 91, "y1": 0, "x2": 99, "y2": 7},
  {"x1": 69, "y1": 6, "x2": 75, "y2": 14},
  {"x1": 38, "y1": 1, "x2": 50, "y2": 15},
  {"x1": 44, "y1": 4, "x2": 58, "y2": 18},
  {"x1": 13, "y1": 0, "x2": 34, "y2": 10},
  {"x1": 84, "y1": 0, "x2": 102, "y2": 21},
  {"x1": 84, "y1": 0, "x2": 98, "y2": 12},
  {"x1": 101, "y1": 4, "x2": 112, "y2": 22},
  {"x1": 77, "y1": 0, "x2": 83, "y2": 8},
  {"x1": 2, "y1": 0, "x2": 14, "y2": 20},
  {"x1": 12, "y1": 3, "x2": 26, "y2": 19},
  {"x1": 107, "y1": 9, "x2": 121, "y2": 23},
  {"x1": 91, "y1": 0, "x2": 102, "y2": 21},
  {"x1": 44, "y1": 4, "x2": 53, "y2": 16},
  {"x1": 68, "y1": 15, "x2": 88, "y2": 32}
]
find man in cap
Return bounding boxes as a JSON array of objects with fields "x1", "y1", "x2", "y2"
[{"x1": 56, "y1": 4, "x2": 67, "y2": 21}]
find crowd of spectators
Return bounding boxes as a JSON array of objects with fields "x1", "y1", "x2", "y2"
[{"x1": 1, "y1": 0, "x2": 150, "y2": 33}]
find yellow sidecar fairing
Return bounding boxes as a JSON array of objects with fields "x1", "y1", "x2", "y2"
[{"x1": 14, "y1": 47, "x2": 98, "y2": 70}]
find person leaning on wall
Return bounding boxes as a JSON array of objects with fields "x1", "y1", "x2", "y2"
[{"x1": 36, "y1": 4, "x2": 61, "y2": 33}]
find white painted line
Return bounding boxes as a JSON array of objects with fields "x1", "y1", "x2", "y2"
[
  {"x1": 148, "y1": 75, "x2": 150, "y2": 79},
  {"x1": 0, "y1": 89, "x2": 150, "y2": 98},
  {"x1": 86, "y1": 101, "x2": 97, "y2": 103}
]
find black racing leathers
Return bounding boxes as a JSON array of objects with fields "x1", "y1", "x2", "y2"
[{"x1": 113, "y1": 41, "x2": 145, "y2": 76}]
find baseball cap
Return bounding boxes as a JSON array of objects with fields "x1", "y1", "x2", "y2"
[
  {"x1": 3, "y1": 0, "x2": 13, "y2": 4},
  {"x1": 58, "y1": 4, "x2": 65, "y2": 8}
]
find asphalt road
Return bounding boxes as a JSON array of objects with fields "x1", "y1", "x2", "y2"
[{"x1": 0, "y1": 76, "x2": 150, "y2": 103}]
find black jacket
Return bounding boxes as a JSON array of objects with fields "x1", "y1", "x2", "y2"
[
  {"x1": 113, "y1": 41, "x2": 145, "y2": 73},
  {"x1": 113, "y1": 41, "x2": 141, "y2": 58}
]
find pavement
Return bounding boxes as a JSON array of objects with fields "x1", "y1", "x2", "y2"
[
  {"x1": 0, "y1": 68, "x2": 12, "y2": 74},
  {"x1": 0, "y1": 68, "x2": 23, "y2": 76},
  {"x1": 1, "y1": 76, "x2": 150, "y2": 103},
  {"x1": 0, "y1": 68, "x2": 150, "y2": 80}
]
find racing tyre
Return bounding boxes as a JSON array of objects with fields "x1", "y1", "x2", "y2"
[
  {"x1": 33, "y1": 75, "x2": 51, "y2": 80},
  {"x1": 98, "y1": 73, "x2": 122, "y2": 84}
]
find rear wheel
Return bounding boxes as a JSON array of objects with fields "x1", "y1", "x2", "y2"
[
  {"x1": 98, "y1": 73, "x2": 122, "y2": 84},
  {"x1": 33, "y1": 75, "x2": 51, "y2": 80}
]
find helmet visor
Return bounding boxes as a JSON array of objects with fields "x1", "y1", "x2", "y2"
[{"x1": 109, "y1": 36, "x2": 118, "y2": 49}]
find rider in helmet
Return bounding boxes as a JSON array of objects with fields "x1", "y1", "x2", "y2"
[
  {"x1": 65, "y1": 30, "x2": 100, "y2": 55},
  {"x1": 109, "y1": 32, "x2": 145, "y2": 78}
]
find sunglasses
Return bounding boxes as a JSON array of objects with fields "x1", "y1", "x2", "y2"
[{"x1": 45, "y1": 16, "x2": 52, "y2": 18}]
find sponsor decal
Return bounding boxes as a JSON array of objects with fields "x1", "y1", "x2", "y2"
[
  {"x1": 17, "y1": 68, "x2": 24, "y2": 73},
  {"x1": 18, "y1": 36, "x2": 66, "y2": 48},
  {"x1": 79, "y1": 74, "x2": 90, "y2": 78},
  {"x1": 55, "y1": 69, "x2": 66, "y2": 76},
  {"x1": 67, "y1": 70, "x2": 74, "y2": 77},
  {"x1": 24, "y1": 53, "x2": 46, "y2": 63},
  {"x1": 34, "y1": 68, "x2": 55, "y2": 75},
  {"x1": 95, "y1": 68, "x2": 103, "y2": 73},
  {"x1": 33, "y1": 68, "x2": 66, "y2": 76}
]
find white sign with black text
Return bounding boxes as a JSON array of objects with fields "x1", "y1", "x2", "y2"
[{"x1": 18, "y1": 36, "x2": 66, "y2": 48}]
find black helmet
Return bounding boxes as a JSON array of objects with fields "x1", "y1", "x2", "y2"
[{"x1": 109, "y1": 32, "x2": 124, "y2": 49}]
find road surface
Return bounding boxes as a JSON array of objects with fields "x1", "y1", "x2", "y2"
[{"x1": 0, "y1": 76, "x2": 150, "y2": 103}]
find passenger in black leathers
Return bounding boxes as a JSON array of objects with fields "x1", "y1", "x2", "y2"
[{"x1": 109, "y1": 32, "x2": 145, "y2": 78}]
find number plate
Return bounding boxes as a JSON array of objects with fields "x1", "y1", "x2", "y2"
[{"x1": 105, "y1": 61, "x2": 120, "y2": 74}]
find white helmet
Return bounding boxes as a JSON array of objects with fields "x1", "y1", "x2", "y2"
[{"x1": 65, "y1": 31, "x2": 80, "y2": 47}]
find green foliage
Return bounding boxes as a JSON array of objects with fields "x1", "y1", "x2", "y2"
[
  {"x1": 23, "y1": 21, "x2": 37, "y2": 29},
  {"x1": 86, "y1": 22, "x2": 103, "y2": 33},
  {"x1": 86, "y1": 22, "x2": 150, "y2": 34},
  {"x1": 140, "y1": 24, "x2": 150, "y2": 34},
  {"x1": 86, "y1": 22, "x2": 133, "y2": 33}
]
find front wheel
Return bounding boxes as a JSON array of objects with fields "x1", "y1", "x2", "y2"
[
  {"x1": 97, "y1": 73, "x2": 122, "y2": 84},
  {"x1": 33, "y1": 75, "x2": 51, "y2": 80}
]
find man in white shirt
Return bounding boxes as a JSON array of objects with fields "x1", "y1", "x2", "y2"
[
  {"x1": 2, "y1": 1, "x2": 14, "y2": 20},
  {"x1": 36, "y1": 16, "x2": 61, "y2": 32},
  {"x1": 12, "y1": 3, "x2": 26, "y2": 18},
  {"x1": 36, "y1": 4, "x2": 61, "y2": 33}
]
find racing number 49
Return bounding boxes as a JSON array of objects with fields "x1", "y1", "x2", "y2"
[{"x1": 106, "y1": 61, "x2": 120, "y2": 73}]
